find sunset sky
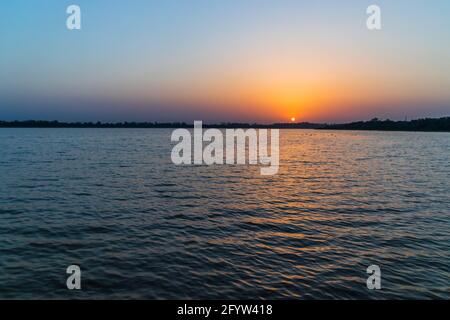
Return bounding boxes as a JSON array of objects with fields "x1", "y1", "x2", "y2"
[{"x1": 1, "y1": 0, "x2": 449, "y2": 123}]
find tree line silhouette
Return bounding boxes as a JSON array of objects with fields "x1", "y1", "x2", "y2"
[
  {"x1": 319, "y1": 117, "x2": 450, "y2": 132},
  {"x1": 0, "y1": 117, "x2": 449, "y2": 131}
]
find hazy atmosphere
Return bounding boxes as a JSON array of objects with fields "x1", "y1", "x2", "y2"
[{"x1": 1, "y1": 0, "x2": 449, "y2": 123}]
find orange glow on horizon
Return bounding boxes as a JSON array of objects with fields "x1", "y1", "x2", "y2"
[{"x1": 121, "y1": 41, "x2": 446, "y2": 123}]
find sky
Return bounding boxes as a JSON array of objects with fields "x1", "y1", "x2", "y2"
[{"x1": 1, "y1": 0, "x2": 450, "y2": 123}]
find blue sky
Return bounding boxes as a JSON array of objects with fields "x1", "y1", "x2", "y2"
[{"x1": 1, "y1": 0, "x2": 449, "y2": 123}]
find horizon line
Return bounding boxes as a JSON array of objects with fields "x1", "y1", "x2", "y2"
[{"x1": 1, "y1": 116, "x2": 449, "y2": 132}]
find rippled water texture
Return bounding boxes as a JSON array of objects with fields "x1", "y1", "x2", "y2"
[{"x1": 0, "y1": 128, "x2": 449, "y2": 299}]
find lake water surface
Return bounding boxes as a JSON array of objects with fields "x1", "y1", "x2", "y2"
[{"x1": 0, "y1": 128, "x2": 448, "y2": 299}]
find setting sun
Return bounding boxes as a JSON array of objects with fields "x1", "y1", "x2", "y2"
[{"x1": 291, "y1": 117, "x2": 296, "y2": 122}]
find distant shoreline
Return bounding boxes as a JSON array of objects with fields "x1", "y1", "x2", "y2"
[{"x1": 0, "y1": 117, "x2": 449, "y2": 132}]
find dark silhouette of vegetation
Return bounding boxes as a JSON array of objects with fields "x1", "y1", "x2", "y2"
[
  {"x1": 0, "y1": 117, "x2": 449, "y2": 131},
  {"x1": 0, "y1": 120, "x2": 322, "y2": 129},
  {"x1": 319, "y1": 117, "x2": 450, "y2": 132}
]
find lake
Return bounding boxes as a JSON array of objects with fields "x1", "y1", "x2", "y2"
[{"x1": 0, "y1": 128, "x2": 448, "y2": 299}]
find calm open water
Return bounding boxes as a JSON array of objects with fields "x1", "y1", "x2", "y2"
[{"x1": 0, "y1": 128, "x2": 449, "y2": 299}]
